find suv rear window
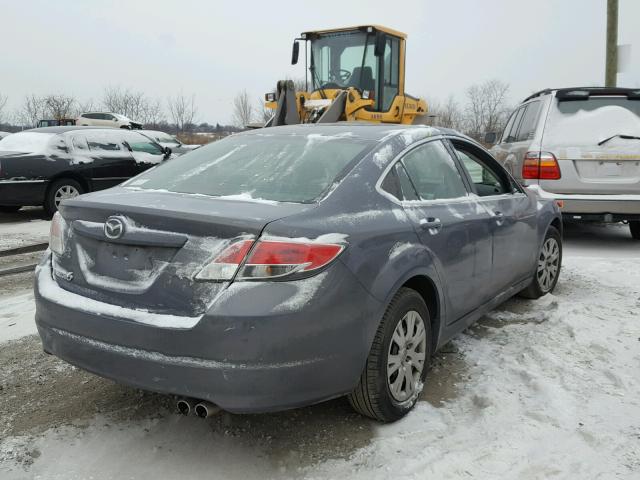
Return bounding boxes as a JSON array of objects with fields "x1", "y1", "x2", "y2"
[
  {"x1": 127, "y1": 134, "x2": 372, "y2": 203},
  {"x1": 544, "y1": 97, "x2": 640, "y2": 147}
]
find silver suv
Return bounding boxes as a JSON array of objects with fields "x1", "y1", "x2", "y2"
[{"x1": 488, "y1": 87, "x2": 640, "y2": 239}]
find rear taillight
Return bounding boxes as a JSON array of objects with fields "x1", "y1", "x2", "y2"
[
  {"x1": 195, "y1": 239, "x2": 344, "y2": 281},
  {"x1": 522, "y1": 151, "x2": 561, "y2": 180},
  {"x1": 49, "y1": 212, "x2": 66, "y2": 255},
  {"x1": 195, "y1": 239, "x2": 254, "y2": 280}
]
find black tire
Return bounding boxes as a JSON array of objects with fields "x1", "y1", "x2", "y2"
[
  {"x1": 44, "y1": 178, "x2": 84, "y2": 216},
  {"x1": 0, "y1": 206, "x2": 22, "y2": 213},
  {"x1": 630, "y1": 221, "x2": 640, "y2": 240},
  {"x1": 348, "y1": 287, "x2": 432, "y2": 422},
  {"x1": 520, "y1": 226, "x2": 562, "y2": 299}
]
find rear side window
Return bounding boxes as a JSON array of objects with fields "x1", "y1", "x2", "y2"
[
  {"x1": 72, "y1": 136, "x2": 89, "y2": 151},
  {"x1": 502, "y1": 106, "x2": 525, "y2": 143},
  {"x1": 86, "y1": 132, "x2": 123, "y2": 152},
  {"x1": 516, "y1": 102, "x2": 542, "y2": 142},
  {"x1": 401, "y1": 140, "x2": 468, "y2": 200},
  {"x1": 128, "y1": 134, "x2": 372, "y2": 203}
]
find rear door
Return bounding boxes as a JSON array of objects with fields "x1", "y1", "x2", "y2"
[
  {"x1": 397, "y1": 139, "x2": 494, "y2": 323},
  {"x1": 81, "y1": 131, "x2": 138, "y2": 189},
  {"x1": 540, "y1": 95, "x2": 640, "y2": 195},
  {"x1": 451, "y1": 139, "x2": 538, "y2": 291}
]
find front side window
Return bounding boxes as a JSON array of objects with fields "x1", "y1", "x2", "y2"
[
  {"x1": 453, "y1": 144, "x2": 509, "y2": 197},
  {"x1": 127, "y1": 134, "x2": 373, "y2": 203},
  {"x1": 401, "y1": 141, "x2": 468, "y2": 200}
]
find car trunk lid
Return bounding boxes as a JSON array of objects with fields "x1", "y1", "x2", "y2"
[{"x1": 54, "y1": 187, "x2": 315, "y2": 319}]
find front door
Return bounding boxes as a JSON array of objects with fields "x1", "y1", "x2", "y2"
[
  {"x1": 398, "y1": 139, "x2": 494, "y2": 324},
  {"x1": 450, "y1": 139, "x2": 538, "y2": 292}
]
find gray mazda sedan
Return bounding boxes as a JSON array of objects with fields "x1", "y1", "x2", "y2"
[{"x1": 35, "y1": 124, "x2": 562, "y2": 422}]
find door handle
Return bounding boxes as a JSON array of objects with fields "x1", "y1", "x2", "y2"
[
  {"x1": 493, "y1": 211, "x2": 505, "y2": 226},
  {"x1": 419, "y1": 217, "x2": 442, "y2": 234}
]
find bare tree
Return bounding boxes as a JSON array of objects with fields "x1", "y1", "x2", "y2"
[
  {"x1": 167, "y1": 92, "x2": 197, "y2": 132},
  {"x1": 0, "y1": 93, "x2": 7, "y2": 124},
  {"x1": 232, "y1": 90, "x2": 253, "y2": 128},
  {"x1": 44, "y1": 94, "x2": 76, "y2": 120},
  {"x1": 17, "y1": 94, "x2": 47, "y2": 128},
  {"x1": 436, "y1": 95, "x2": 464, "y2": 130},
  {"x1": 74, "y1": 98, "x2": 97, "y2": 117},
  {"x1": 141, "y1": 98, "x2": 166, "y2": 128},
  {"x1": 463, "y1": 79, "x2": 510, "y2": 139}
]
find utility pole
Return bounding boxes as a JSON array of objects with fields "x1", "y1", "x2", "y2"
[{"x1": 605, "y1": 0, "x2": 618, "y2": 87}]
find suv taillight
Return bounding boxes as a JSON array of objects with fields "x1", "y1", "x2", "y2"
[
  {"x1": 196, "y1": 239, "x2": 344, "y2": 281},
  {"x1": 522, "y1": 151, "x2": 561, "y2": 180}
]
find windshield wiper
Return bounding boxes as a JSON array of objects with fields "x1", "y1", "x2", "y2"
[{"x1": 598, "y1": 134, "x2": 640, "y2": 146}]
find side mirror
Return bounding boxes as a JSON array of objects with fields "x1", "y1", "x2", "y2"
[
  {"x1": 163, "y1": 146, "x2": 172, "y2": 158},
  {"x1": 291, "y1": 41, "x2": 300, "y2": 65},
  {"x1": 484, "y1": 132, "x2": 498, "y2": 145},
  {"x1": 374, "y1": 31, "x2": 386, "y2": 57}
]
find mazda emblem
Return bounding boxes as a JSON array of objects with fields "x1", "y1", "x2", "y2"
[{"x1": 104, "y1": 217, "x2": 125, "y2": 240}]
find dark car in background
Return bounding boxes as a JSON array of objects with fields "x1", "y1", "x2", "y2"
[
  {"x1": 140, "y1": 130, "x2": 201, "y2": 155},
  {"x1": 35, "y1": 124, "x2": 562, "y2": 422},
  {"x1": 0, "y1": 126, "x2": 170, "y2": 214}
]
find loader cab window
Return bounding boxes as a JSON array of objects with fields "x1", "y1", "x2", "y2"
[
  {"x1": 310, "y1": 30, "x2": 380, "y2": 110},
  {"x1": 381, "y1": 36, "x2": 400, "y2": 111}
]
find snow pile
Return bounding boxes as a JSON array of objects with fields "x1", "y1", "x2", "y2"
[
  {"x1": 303, "y1": 255, "x2": 640, "y2": 479},
  {"x1": 0, "y1": 292, "x2": 36, "y2": 342}
]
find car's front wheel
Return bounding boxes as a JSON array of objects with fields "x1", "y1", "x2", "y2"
[
  {"x1": 348, "y1": 287, "x2": 431, "y2": 422},
  {"x1": 629, "y1": 221, "x2": 640, "y2": 240},
  {"x1": 520, "y1": 225, "x2": 562, "y2": 299}
]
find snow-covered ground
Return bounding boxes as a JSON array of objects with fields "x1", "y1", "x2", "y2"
[
  {"x1": 0, "y1": 220, "x2": 638, "y2": 479},
  {"x1": 0, "y1": 209, "x2": 50, "y2": 251}
]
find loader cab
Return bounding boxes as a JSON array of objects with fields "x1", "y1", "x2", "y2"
[{"x1": 299, "y1": 26, "x2": 404, "y2": 113}]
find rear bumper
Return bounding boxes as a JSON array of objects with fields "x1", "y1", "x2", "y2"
[
  {"x1": 527, "y1": 185, "x2": 640, "y2": 218},
  {"x1": 0, "y1": 180, "x2": 48, "y2": 206},
  {"x1": 35, "y1": 255, "x2": 382, "y2": 413}
]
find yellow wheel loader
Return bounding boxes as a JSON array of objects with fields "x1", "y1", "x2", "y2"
[{"x1": 264, "y1": 25, "x2": 427, "y2": 126}]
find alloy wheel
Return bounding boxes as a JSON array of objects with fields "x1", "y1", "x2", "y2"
[
  {"x1": 537, "y1": 237, "x2": 560, "y2": 292},
  {"x1": 387, "y1": 310, "x2": 427, "y2": 402},
  {"x1": 54, "y1": 185, "x2": 80, "y2": 208}
]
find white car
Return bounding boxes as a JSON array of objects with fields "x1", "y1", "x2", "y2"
[{"x1": 76, "y1": 112, "x2": 142, "y2": 129}]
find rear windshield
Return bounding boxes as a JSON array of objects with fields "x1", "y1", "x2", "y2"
[
  {"x1": 0, "y1": 132, "x2": 56, "y2": 153},
  {"x1": 125, "y1": 133, "x2": 372, "y2": 203},
  {"x1": 545, "y1": 97, "x2": 640, "y2": 147}
]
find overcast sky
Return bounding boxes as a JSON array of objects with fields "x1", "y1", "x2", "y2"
[{"x1": 1, "y1": 0, "x2": 639, "y2": 125}]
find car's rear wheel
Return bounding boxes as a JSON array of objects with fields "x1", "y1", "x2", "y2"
[
  {"x1": 348, "y1": 287, "x2": 431, "y2": 422},
  {"x1": 629, "y1": 221, "x2": 640, "y2": 240},
  {"x1": 0, "y1": 206, "x2": 22, "y2": 213},
  {"x1": 520, "y1": 225, "x2": 562, "y2": 299},
  {"x1": 44, "y1": 178, "x2": 83, "y2": 216}
]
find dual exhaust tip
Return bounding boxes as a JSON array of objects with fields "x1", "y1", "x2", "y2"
[{"x1": 177, "y1": 398, "x2": 220, "y2": 418}]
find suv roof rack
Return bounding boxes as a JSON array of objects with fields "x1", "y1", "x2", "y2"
[{"x1": 523, "y1": 86, "x2": 640, "y2": 103}]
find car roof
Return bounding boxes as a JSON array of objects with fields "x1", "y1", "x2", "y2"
[
  {"x1": 236, "y1": 123, "x2": 466, "y2": 142},
  {"x1": 522, "y1": 86, "x2": 640, "y2": 103},
  {"x1": 21, "y1": 126, "x2": 130, "y2": 134}
]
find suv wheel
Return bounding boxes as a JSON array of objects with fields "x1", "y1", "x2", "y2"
[
  {"x1": 520, "y1": 225, "x2": 562, "y2": 299},
  {"x1": 45, "y1": 178, "x2": 83, "y2": 216},
  {"x1": 630, "y1": 221, "x2": 640, "y2": 240},
  {"x1": 348, "y1": 287, "x2": 431, "y2": 422}
]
